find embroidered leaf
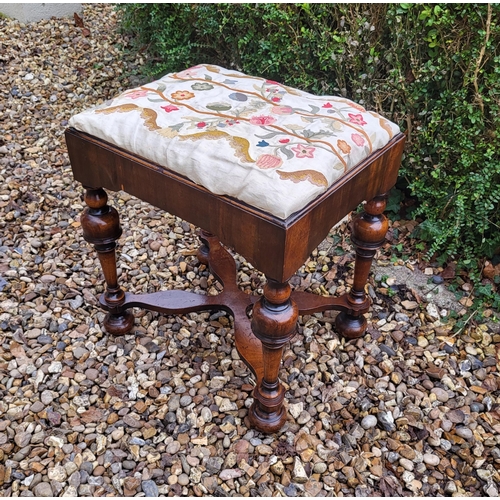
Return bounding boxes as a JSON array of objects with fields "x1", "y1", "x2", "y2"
[
  {"x1": 140, "y1": 108, "x2": 160, "y2": 131},
  {"x1": 256, "y1": 132, "x2": 280, "y2": 139},
  {"x1": 279, "y1": 146, "x2": 294, "y2": 160},
  {"x1": 204, "y1": 74, "x2": 213, "y2": 81},
  {"x1": 277, "y1": 169, "x2": 328, "y2": 187},
  {"x1": 156, "y1": 83, "x2": 166, "y2": 92},
  {"x1": 95, "y1": 103, "x2": 139, "y2": 114},
  {"x1": 157, "y1": 127, "x2": 179, "y2": 138},
  {"x1": 283, "y1": 85, "x2": 302, "y2": 96},
  {"x1": 147, "y1": 98, "x2": 168, "y2": 102},
  {"x1": 308, "y1": 105, "x2": 320, "y2": 114},
  {"x1": 206, "y1": 65, "x2": 220, "y2": 73},
  {"x1": 179, "y1": 131, "x2": 254, "y2": 163},
  {"x1": 229, "y1": 136, "x2": 254, "y2": 163},
  {"x1": 257, "y1": 140, "x2": 269, "y2": 147}
]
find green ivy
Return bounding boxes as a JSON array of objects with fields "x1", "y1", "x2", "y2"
[{"x1": 117, "y1": 3, "x2": 500, "y2": 270}]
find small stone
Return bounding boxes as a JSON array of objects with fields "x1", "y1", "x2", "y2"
[
  {"x1": 455, "y1": 427, "x2": 473, "y2": 440},
  {"x1": 142, "y1": 480, "x2": 159, "y2": 497},
  {"x1": 399, "y1": 458, "x2": 414, "y2": 471},
  {"x1": 33, "y1": 483, "x2": 53, "y2": 497},
  {"x1": 377, "y1": 411, "x2": 395, "y2": 432},
  {"x1": 15, "y1": 432, "x2": 32, "y2": 448},
  {"x1": 292, "y1": 456, "x2": 308, "y2": 484},
  {"x1": 431, "y1": 387, "x2": 449, "y2": 403},
  {"x1": 426, "y1": 303, "x2": 440, "y2": 320},
  {"x1": 297, "y1": 411, "x2": 311, "y2": 425},
  {"x1": 313, "y1": 462, "x2": 327, "y2": 474},
  {"x1": 361, "y1": 415, "x2": 377, "y2": 430},
  {"x1": 270, "y1": 461, "x2": 285, "y2": 475},
  {"x1": 288, "y1": 402, "x2": 304, "y2": 420},
  {"x1": 219, "y1": 469, "x2": 243, "y2": 481},
  {"x1": 444, "y1": 481, "x2": 457, "y2": 494},
  {"x1": 177, "y1": 474, "x2": 189, "y2": 486},
  {"x1": 423, "y1": 454, "x2": 440, "y2": 466}
]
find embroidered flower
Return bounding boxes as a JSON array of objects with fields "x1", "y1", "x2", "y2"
[
  {"x1": 256, "y1": 154, "x2": 283, "y2": 169},
  {"x1": 322, "y1": 102, "x2": 333, "y2": 109},
  {"x1": 265, "y1": 79, "x2": 280, "y2": 85},
  {"x1": 177, "y1": 66, "x2": 203, "y2": 78},
  {"x1": 279, "y1": 139, "x2": 290, "y2": 144},
  {"x1": 291, "y1": 144, "x2": 315, "y2": 158},
  {"x1": 125, "y1": 90, "x2": 149, "y2": 99},
  {"x1": 351, "y1": 133, "x2": 365, "y2": 146},
  {"x1": 337, "y1": 139, "x2": 351, "y2": 154},
  {"x1": 171, "y1": 90, "x2": 195, "y2": 100},
  {"x1": 191, "y1": 82, "x2": 214, "y2": 91},
  {"x1": 271, "y1": 96, "x2": 282, "y2": 103},
  {"x1": 161, "y1": 105, "x2": 179, "y2": 113},
  {"x1": 271, "y1": 106, "x2": 294, "y2": 116},
  {"x1": 348, "y1": 113, "x2": 367, "y2": 126},
  {"x1": 196, "y1": 122, "x2": 207, "y2": 128},
  {"x1": 250, "y1": 115, "x2": 276, "y2": 126}
]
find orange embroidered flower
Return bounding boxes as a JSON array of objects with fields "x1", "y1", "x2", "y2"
[
  {"x1": 256, "y1": 154, "x2": 283, "y2": 169},
  {"x1": 337, "y1": 139, "x2": 351, "y2": 154},
  {"x1": 171, "y1": 90, "x2": 195, "y2": 100}
]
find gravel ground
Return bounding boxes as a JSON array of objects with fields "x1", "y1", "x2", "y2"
[{"x1": 1, "y1": 4, "x2": 500, "y2": 497}]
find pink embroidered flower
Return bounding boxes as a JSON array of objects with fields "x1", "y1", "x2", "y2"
[
  {"x1": 291, "y1": 144, "x2": 315, "y2": 158},
  {"x1": 322, "y1": 102, "x2": 333, "y2": 109},
  {"x1": 271, "y1": 96, "x2": 281, "y2": 103},
  {"x1": 196, "y1": 122, "x2": 207, "y2": 128},
  {"x1": 351, "y1": 133, "x2": 365, "y2": 146},
  {"x1": 279, "y1": 139, "x2": 290, "y2": 144},
  {"x1": 125, "y1": 90, "x2": 149, "y2": 99},
  {"x1": 265, "y1": 79, "x2": 280, "y2": 85},
  {"x1": 271, "y1": 106, "x2": 294, "y2": 115},
  {"x1": 348, "y1": 113, "x2": 367, "y2": 126},
  {"x1": 161, "y1": 105, "x2": 179, "y2": 113},
  {"x1": 177, "y1": 65, "x2": 203, "y2": 78},
  {"x1": 250, "y1": 115, "x2": 276, "y2": 126},
  {"x1": 256, "y1": 154, "x2": 283, "y2": 169}
]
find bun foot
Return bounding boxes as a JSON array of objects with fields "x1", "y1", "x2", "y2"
[
  {"x1": 335, "y1": 311, "x2": 367, "y2": 339},
  {"x1": 103, "y1": 310, "x2": 135, "y2": 336},
  {"x1": 248, "y1": 400, "x2": 287, "y2": 434}
]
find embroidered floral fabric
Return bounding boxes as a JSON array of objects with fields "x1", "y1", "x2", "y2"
[{"x1": 69, "y1": 64, "x2": 400, "y2": 219}]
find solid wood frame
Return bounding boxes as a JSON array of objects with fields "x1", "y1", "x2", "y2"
[{"x1": 66, "y1": 127, "x2": 405, "y2": 433}]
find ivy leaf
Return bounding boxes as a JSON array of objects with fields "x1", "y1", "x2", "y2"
[
  {"x1": 204, "y1": 75, "x2": 212, "y2": 81},
  {"x1": 148, "y1": 98, "x2": 168, "y2": 102},
  {"x1": 308, "y1": 105, "x2": 320, "y2": 114},
  {"x1": 156, "y1": 83, "x2": 166, "y2": 92}
]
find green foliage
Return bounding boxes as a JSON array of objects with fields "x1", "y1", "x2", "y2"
[{"x1": 117, "y1": 3, "x2": 500, "y2": 269}]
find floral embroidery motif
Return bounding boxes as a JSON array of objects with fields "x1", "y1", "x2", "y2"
[
  {"x1": 191, "y1": 82, "x2": 214, "y2": 91},
  {"x1": 171, "y1": 90, "x2": 195, "y2": 100},
  {"x1": 161, "y1": 105, "x2": 179, "y2": 113},
  {"x1": 291, "y1": 145, "x2": 315, "y2": 158},
  {"x1": 125, "y1": 90, "x2": 150, "y2": 99},
  {"x1": 351, "y1": 133, "x2": 365, "y2": 147},
  {"x1": 337, "y1": 140, "x2": 351, "y2": 154},
  {"x1": 348, "y1": 113, "x2": 367, "y2": 126},
  {"x1": 256, "y1": 154, "x2": 283, "y2": 169},
  {"x1": 250, "y1": 115, "x2": 277, "y2": 126}
]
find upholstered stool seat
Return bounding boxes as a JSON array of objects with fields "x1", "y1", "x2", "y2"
[
  {"x1": 69, "y1": 64, "x2": 400, "y2": 219},
  {"x1": 66, "y1": 64, "x2": 405, "y2": 433}
]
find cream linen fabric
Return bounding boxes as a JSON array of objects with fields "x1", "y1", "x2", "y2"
[{"x1": 69, "y1": 64, "x2": 400, "y2": 219}]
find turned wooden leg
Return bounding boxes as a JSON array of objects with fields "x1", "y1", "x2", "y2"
[
  {"x1": 249, "y1": 280, "x2": 298, "y2": 433},
  {"x1": 80, "y1": 187, "x2": 134, "y2": 336},
  {"x1": 336, "y1": 194, "x2": 389, "y2": 339},
  {"x1": 196, "y1": 229, "x2": 211, "y2": 265}
]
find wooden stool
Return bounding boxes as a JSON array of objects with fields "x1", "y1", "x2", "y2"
[{"x1": 66, "y1": 64, "x2": 405, "y2": 433}]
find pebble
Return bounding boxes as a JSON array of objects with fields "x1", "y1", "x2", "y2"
[
  {"x1": 361, "y1": 415, "x2": 378, "y2": 429},
  {"x1": 142, "y1": 480, "x2": 159, "y2": 497}
]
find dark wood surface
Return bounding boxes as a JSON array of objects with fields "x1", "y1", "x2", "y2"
[{"x1": 66, "y1": 129, "x2": 405, "y2": 283}]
